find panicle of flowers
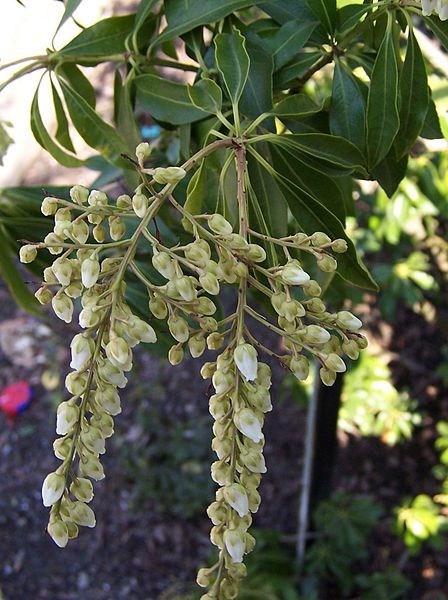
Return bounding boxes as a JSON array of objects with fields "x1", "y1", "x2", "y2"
[{"x1": 418, "y1": 0, "x2": 448, "y2": 20}]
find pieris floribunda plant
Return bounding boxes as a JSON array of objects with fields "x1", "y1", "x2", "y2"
[{"x1": 5, "y1": 0, "x2": 448, "y2": 597}]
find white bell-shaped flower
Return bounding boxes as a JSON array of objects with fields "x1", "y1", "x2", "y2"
[
  {"x1": 234, "y1": 408, "x2": 264, "y2": 443},
  {"x1": 224, "y1": 483, "x2": 249, "y2": 517},
  {"x1": 281, "y1": 260, "x2": 310, "y2": 285},
  {"x1": 47, "y1": 519, "x2": 69, "y2": 548},
  {"x1": 42, "y1": 472, "x2": 65, "y2": 507},
  {"x1": 336, "y1": 310, "x2": 362, "y2": 331},
  {"x1": 81, "y1": 257, "x2": 100, "y2": 289},
  {"x1": 56, "y1": 401, "x2": 79, "y2": 435},
  {"x1": 234, "y1": 343, "x2": 258, "y2": 381},
  {"x1": 70, "y1": 334, "x2": 94, "y2": 371},
  {"x1": 224, "y1": 528, "x2": 246, "y2": 563}
]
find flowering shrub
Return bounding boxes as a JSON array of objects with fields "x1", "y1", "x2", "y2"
[{"x1": 3, "y1": 0, "x2": 448, "y2": 597}]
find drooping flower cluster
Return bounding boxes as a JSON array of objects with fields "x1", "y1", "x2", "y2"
[
  {"x1": 419, "y1": 0, "x2": 448, "y2": 19},
  {"x1": 20, "y1": 139, "x2": 367, "y2": 599}
]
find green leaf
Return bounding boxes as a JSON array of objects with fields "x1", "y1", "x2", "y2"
[
  {"x1": 214, "y1": 29, "x2": 250, "y2": 105},
  {"x1": 30, "y1": 84, "x2": 84, "y2": 168},
  {"x1": 366, "y1": 16, "x2": 400, "y2": 169},
  {"x1": 59, "y1": 14, "x2": 135, "y2": 56},
  {"x1": 424, "y1": 15, "x2": 448, "y2": 51},
  {"x1": 420, "y1": 96, "x2": 443, "y2": 139},
  {"x1": 269, "y1": 144, "x2": 376, "y2": 289},
  {"x1": 188, "y1": 78, "x2": 222, "y2": 114},
  {"x1": 57, "y1": 63, "x2": 96, "y2": 108},
  {"x1": 59, "y1": 78, "x2": 127, "y2": 161},
  {"x1": 157, "y1": 0, "x2": 257, "y2": 44},
  {"x1": 240, "y1": 42, "x2": 273, "y2": 119},
  {"x1": 0, "y1": 226, "x2": 39, "y2": 314},
  {"x1": 266, "y1": 19, "x2": 318, "y2": 70},
  {"x1": 330, "y1": 60, "x2": 366, "y2": 152},
  {"x1": 305, "y1": 0, "x2": 336, "y2": 34},
  {"x1": 271, "y1": 94, "x2": 322, "y2": 118},
  {"x1": 371, "y1": 148, "x2": 408, "y2": 198},
  {"x1": 50, "y1": 80, "x2": 75, "y2": 152},
  {"x1": 274, "y1": 51, "x2": 323, "y2": 88},
  {"x1": 54, "y1": 0, "x2": 83, "y2": 35},
  {"x1": 394, "y1": 28, "x2": 428, "y2": 158},
  {"x1": 135, "y1": 74, "x2": 208, "y2": 125},
  {"x1": 133, "y1": 0, "x2": 158, "y2": 32},
  {"x1": 183, "y1": 156, "x2": 221, "y2": 231},
  {"x1": 267, "y1": 133, "x2": 366, "y2": 173}
]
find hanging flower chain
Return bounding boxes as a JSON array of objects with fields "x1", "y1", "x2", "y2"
[{"x1": 20, "y1": 138, "x2": 367, "y2": 599}]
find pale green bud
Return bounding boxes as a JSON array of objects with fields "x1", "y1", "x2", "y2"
[
  {"x1": 185, "y1": 239, "x2": 211, "y2": 264},
  {"x1": 211, "y1": 434, "x2": 232, "y2": 458},
  {"x1": 324, "y1": 353, "x2": 346, "y2": 373},
  {"x1": 188, "y1": 333, "x2": 206, "y2": 358},
  {"x1": 35, "y1": 287, "x2": 52, "y2": 305},
  {"x1": 196, "y1": 297, "x2": 216, "y2": 315},
  {"x1": 211, "y1": 460, "x2": 231, "y2": 485},
  {"x1": 212, "y1": 369, "x2": 234, "y2": 394},
  {"x1": 71, "y1": 501, "x2": 96, "y2": 527},
  {"x1": 41, "y1": 196, "x2": 59, "y2": 215},
  {"x1": 53, "y1": 436, "x2": 71, "y2": 460},
  {"x1": 317, "y1": 254, "x2": 337, "y2": 272},
  {"x1": 199, "y1": 272, "x2": 220, "y2": 295},
  {"x1": 42, "y1": 472, "x2": 65, "y2": 507},
  {"x1": 65, "y1": 281, "x2": 83, "y2": 298},
  {"x1": 234, "y1": 343, "x2": 258, "y2": 381},
  {"x1": 271, "y1": 292, "x2": 287, "y2": 315},
  {"x1": 290, "y1": 355, "x2": 310, "y2": 380},
  {"x1": 132, "y1": 192, "x2": 148, "y2": 218},
  {"x1": 149, "y1": 296, "x2": 168, "y2": 320},
  {"x1": 47, "y1": 519, "x2": 68, "y2": 548},
  {"x1": 336, "y1": 310, "x2": 362, "y2": 331},
  {"x1": 355, "y1": 334, "x2": 368, "y2": 349},
  {"x1": 246, "y1": 244, "x2": 266, "y2": 263},
  {"x1": 310, "y1": 232, "x2": 331, "y2": 246},
  {"x1": 79, "y1": 454, "x2": 105, "y2": 481},
  {"x1": 88, "y1": 190, "x2": 108, "y2": 207},
  {"x1": 52, "y1": 294, "x2": 74, "y2": 323},
  {"x1": 136, "y1": 142, "x2": 151, "y2": 165},
  {"x1": 129, "y1": 317, "x2": 157, "y2": 344},
  {"x1": 65, "y1": 371, "x2": 87, "y2": 395},
  {"x1": 224, "y1": 484, "x2": 249, "y2": 518},
  {"x1": 320, "y1": 366, "x2": 336, "y2": 386},
  {"x1": 201, "y1": 362, "x2": 216, "y2": 379},
  {"x1": 70, "y1": 333, "x2": 94, "y2": 371},
  {"x1": 223, "y1": 529, "x2": 246, "y2": 563},
  {"x1": 256, "y1": 363, "x2": 272, "y2": 388},
  {"x1": 116, "y1": 194, "x2": 132, "y2": 209},
  {"x1": 207, "y1": 500, "x2": 227, "y2": 525},
  {"x1": 305, "y1": 324, "x2": 331, "y2": 344},
  {"x1": 153, "y1": 166, "x2": 186, "y2": 184},
  {"x1": 176, "y1": 275, "x2": 196, "y2": 301},
  {"x1": 81, "y1": 257, "x2": 100, "y2": 289},
  {"x1": 281, "y1": 260, "x2": 310, "y2": 285},
  {"x1": 207, "y1": 332, "x2": 225, "y2": 350},
  {"x1": 302, "y1": 280, "x2": 322, "y2": 297},
  {"x1": 19, "y1": 244, "x2": 37, "y2": 264},
  {"x1": 306, "y1": 298, "x2": 326, "y2": 313},
  {"x1": 70, "y1": 478, "x2": 94, "y2": 503},
  {"x1": 196, "y1": 567, "x2": 214, "y2": 588},
  {"x1": 234, "y1": 262, "x2": 249, "y2": 278},
  {"x1": 342, "y1": 339, "x2": 359, "y2": 360},
  {"x1": 91, "y1": 412, "x2": 114, "y2": 438},
  {"x1": 79, "y1": 306, "x2": 101, "y2": 329},
  {"x1": 56, "y1": 401, "x2": 79, "y2": 435},
  {"x1": 95, "y1": 386, "x2": 121, "y2": 416},
  {"x1": 108, "y1": 216, "x2": 125, "y2": 241},
  {"x1": 168, "y1": 343, "x2": 184, "y2": 365},
  {"x1": 43, "y1": 266, "x2": 58, "y2": 283},
  {"x1": 152, "y1": 250, "x2": 176, "y2": 280},
  {"x1": 70, "y1": 185, "x2": 89, "y2": 204},
  {"x1": 44, "y1": 232, "x2": 63, "y2": 255},
  {"x1": 332, "y1": 238, "x2": 348, "y2": 253},
  {"x1": 209, "y1": 214, "x2": 233, "y2": 235},
  {"x1": 93, "y1": 223, "x2": 106, "y2": 243},
  {"x1": 52, "y1": 257, "x2": 73, "y2": 286},
  {"x1": 168, "y1": 315, "x2": 189, "y2": 343},
  {"x1": 234, "y1": 408, "x2": 263, "y2": 443},
  {"x1": 70, "y1": 220, "x2": 89, "y2": 244}
]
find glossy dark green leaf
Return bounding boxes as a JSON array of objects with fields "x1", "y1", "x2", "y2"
[
  {"x1": 267, "y1": 133, "x2": 366, "y2": 173},
  {"x1": 266, "y1": 19, "x2": 318, "y2": 70},
  {"x1": 274, "y1": 51, "x2": 323, "y2": 88},
  {"x1": 135, "y1": 74, "x2": 208, "y2": 125},
  {"x1": 420, "y1": 95, "x2": 443, "y2": 139},
  {"x1": 305, "y1": 0, "x2": 336, "y2": 34},
  {"x1": 134, "y1": 0, "x2": 158, "y2": 30},
  {"x1": 50, "y1": 80, "x2": 75, "y2": 153},
  {"x1": 59, "y1": 79, "x2": 127, "y2": 161},
  {"x1": 59, "y1": 15, "x2": 135, "y2": 56},
  {"x1": 330, "y1": 60, "x2": 366, "y2": 152},
  {"x1": 57, "y1": 63, "x2": 96, "y2": 108},
  {"x1": 366, "y1": 17, "x2": 400, "y2": 169},
  {"x1": 240, "y1": 42, "x2": 273, "y2": 119},
  {"x1": 188, "y1": 78, "x2": 222, "y2": 114},
  {"x1": 394, "y1": 29, "x2": 428, "y2": 158},
  {"x1": 371, "y1": 148, "x2": 408, "y2": 198},
  {"x1": 183, "y1": 156, "x2": 221, "y2": 231},
  {"x1": 157, "y1": 0, "x2": 257, "y2": 44},
  {"x1": 269, "y1": 144, "x2": 376, "y2": 290},
  {"x1": 424, "y1": 15, "x2": 448, "y2": 51},
  {"x1": 336, "y1": 4, "x2": 369, "y2": 36},
  {"x1": 247, "y1": 153, "x2": 288, "y2": 239},
  {"x1": 31, "y1": 85, "x2": 84, "y2": 168},
  {"x1": 271, "y1": 94, "x2": 322, "y2": 118},
  {"x1": 0, "y1": 226, "x2": 39, "y2": 313},
  {"x1": 214, "y1": 29, "x2": 250, "y2": 105}
]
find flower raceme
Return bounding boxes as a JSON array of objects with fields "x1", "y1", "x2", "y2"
[
  {"x1": 20, "y1": 141, "x2": 367, "y2": 599},
  {"x1": 420, "y1": 0, "x2": 448, "y2": 19}
]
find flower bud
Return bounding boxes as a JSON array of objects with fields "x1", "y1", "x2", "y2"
[
  {"x1": 256, "y1": 363, "x2": 272, "y2": 388},
  {"x1": 149, "y1": 296, "x2": 168, "y2": 320},
  {"x1": 19, "y1": 244, "x2": 38, "y2": 264},
  {"x1": 95, "y1": 386, "x2": 121, "y2": 416},
  {"x1": 281, "y1": 260, "x2": 310, "y2": 285},
  {"x1": 196, "y1": 567, "x2": 214, "y2": 588},
  {"x1": 56, "y1": 401, "x2": 79, "y2": 435},
  {"x1": 88, "y1": 190, "x2": 108, "y2": 207},
  {"x1": 207, "y1": 332, "x2": 225, "y2": 350},
  {"x1": 48, "y1": 519, "x2": 69, "y2": 548},
  {"x1": 355, "y1": 334, "x2": 368, "y2": 349},
  {"x1": 70, "y1": 185, "x2": 89, "y2": 204},
  {"x1": 342, "y1": 339, "x2": 359, "y2": 360},
  {"x1": 201, "y1": 362, "x2": 216, "y2": 379},
  {"x1": 320, "y1": 367, "x2": 336, "y2": 386},
  {"x1": 196, "y1": 298, "x2": 217, "y2": 317},
  {"x1": 42, "y1": 472, "x2": 65, "y2": 507},
  {"x1": 53, "y1": 436, "x2": 71, "y2": 460},
  {"x1": 290, "y1": 355, "x2": 310, "y2": 380},
  {"x1": 81, "y1": 256, "x2": 100, "y2": 288},
  {"x1": 234, "y1": 343, "x2": 258, "y2": 381},
  {"x1": 35, "y1": 287, "x2": 53, "y2": 305},
  {"x1": 212, "y1": 370, "x2": 234, "y2": 394},
  {"x1": 317, "y1": 254, "x2": 337, "y2": 272},
  {"x1": 52, "y1": 294, "x2": 74, "y2": 323},
  {"x1": 132, "y1": 193, "x2": 148, "y2": 218},
  {"x1": 153, "y1": 166, "x2": 186, "y2": 185},
  {"x1": 246, "y1": 244, "x2": 266, "y2": 263},
  {"x1": 185, "y1": 240, "x2": 211, "y2": 264},
  {"x1": 199, "y1": 272, "x2": 220, "y2": 295},
  {"x1": 116, "y1": 194, "x2": 132, "y2": 210},
  {"x1": 208, "y1": 214, "x2": 233, "y2": 235},
  {"x1": 176, "y1": 275, "x2": 196, "y2": 301},
  {"x1": 241, "y1": 447, "x2": 267, "y2": 474},
  {"x1": 324, "y1": 353, "x2": 346, "y2": 373},
  {"x1": 305, "y1": 324, "x2": 331, "y2": 344},
  {"x1": 79, "y1": 455, "x2": 105, "y2": 480},
  {"x1": 65, "y1": 371, "x2": 87, "y2": 395},
  {"x1": 188, "y1": 333, "x2": 206, "y2": 358},
  {"x1": 97, "y1": 359, "x2": 127, "y2": 388},
  {"x1": 92, "y1": 223, "x2": 106, "y2": 243},
  {"x1": 168, "y1": 315, "x2": 189, "y2": 343},
  {"x1": 130, "y1": 317, "x2": 157, "y2": 344},
  {"x1": 336, "y1": 310, "x2": 362, "y2": 331},
  {"x1": 310, "y1": 232, "x2": 331, "y2": 246},
  {"x1": 71, "y1": 501, "x2": 96, "y2": 527},
  {"x1": 109, "y1": 216, "x2": 126, "y2": 241},
  {"x1": 152, "y1": 250, "x2": 176, "y2": 280},
  {"x1": 70, "y1": 478, "x2": 94, "y2": 503},
  {"x1": 302, "y1": 280, "x2": 322, "y2": 297},
  {"x1": 168, "y1": 343, "x2": 184, "y2": 365},
  {"x1": 44, "y1": 233, "x2": 63, "y2": 254},
  {"x1": 106, "y1": 337, "x2": 131, "y2": 369},
  {"x1": 41, "y1": 196, "x2": 59, "y2": 215},
  {"x1": 332, "y1": 238, "x2": 348, "y2": 253},
  {"x1": 207, "y1": 500, "x2": 227, "y2": 525},
  {"x1": 136, "y1": 142, "x2": 151, "y2": 165},
  {"x1": 271, "y1": 292, "x2": 286, "y2": 315},
  {"x1": 211, "y1": 460, "x2": 231, "y2": 485}
]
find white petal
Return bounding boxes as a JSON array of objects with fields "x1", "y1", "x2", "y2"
[
  {"x1": 234, "y1": 344, "x2": 258, "y2": 381},
  {"x1": 224, "y1": 530, "x2": 245, "y2": 563},
  {"x1": 42, "y1": 473, "x2": 65, "y2": 507}
]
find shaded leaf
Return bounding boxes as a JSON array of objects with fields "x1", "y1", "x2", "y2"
[
  {"x1": 271, "y1": 94, "x2": 322, "y2": 118},
  {"x1": 330, "y1": 60, "x2": 366, "y2": 152},
  {"x1": 59, "y1": 15, "x2": 135, "y2": 56},
  {"x1": 188, "y1": 78, "x2": 222, "y2": 114},
  {"x1": 305, "y1": 0, "x2": 336, "y2": 34},
  {"x1": 57, "y1": 63, "x2": 96, "y2": 108},
  {"x1": 266, "y1": 19, "x2": 318, "y2": 70},
  {"x1": 50, "y1": 80, "x2": 75, "y2": 152},
  {"x1": 371, "y1": 148, "x2": 408, "y2": 198},
  {"x1": 240, "y1": 42, "x2": 273, "y2": 119},
  {"x1": 214, "y1": 29, "x2": 250, "y2": 105}
]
